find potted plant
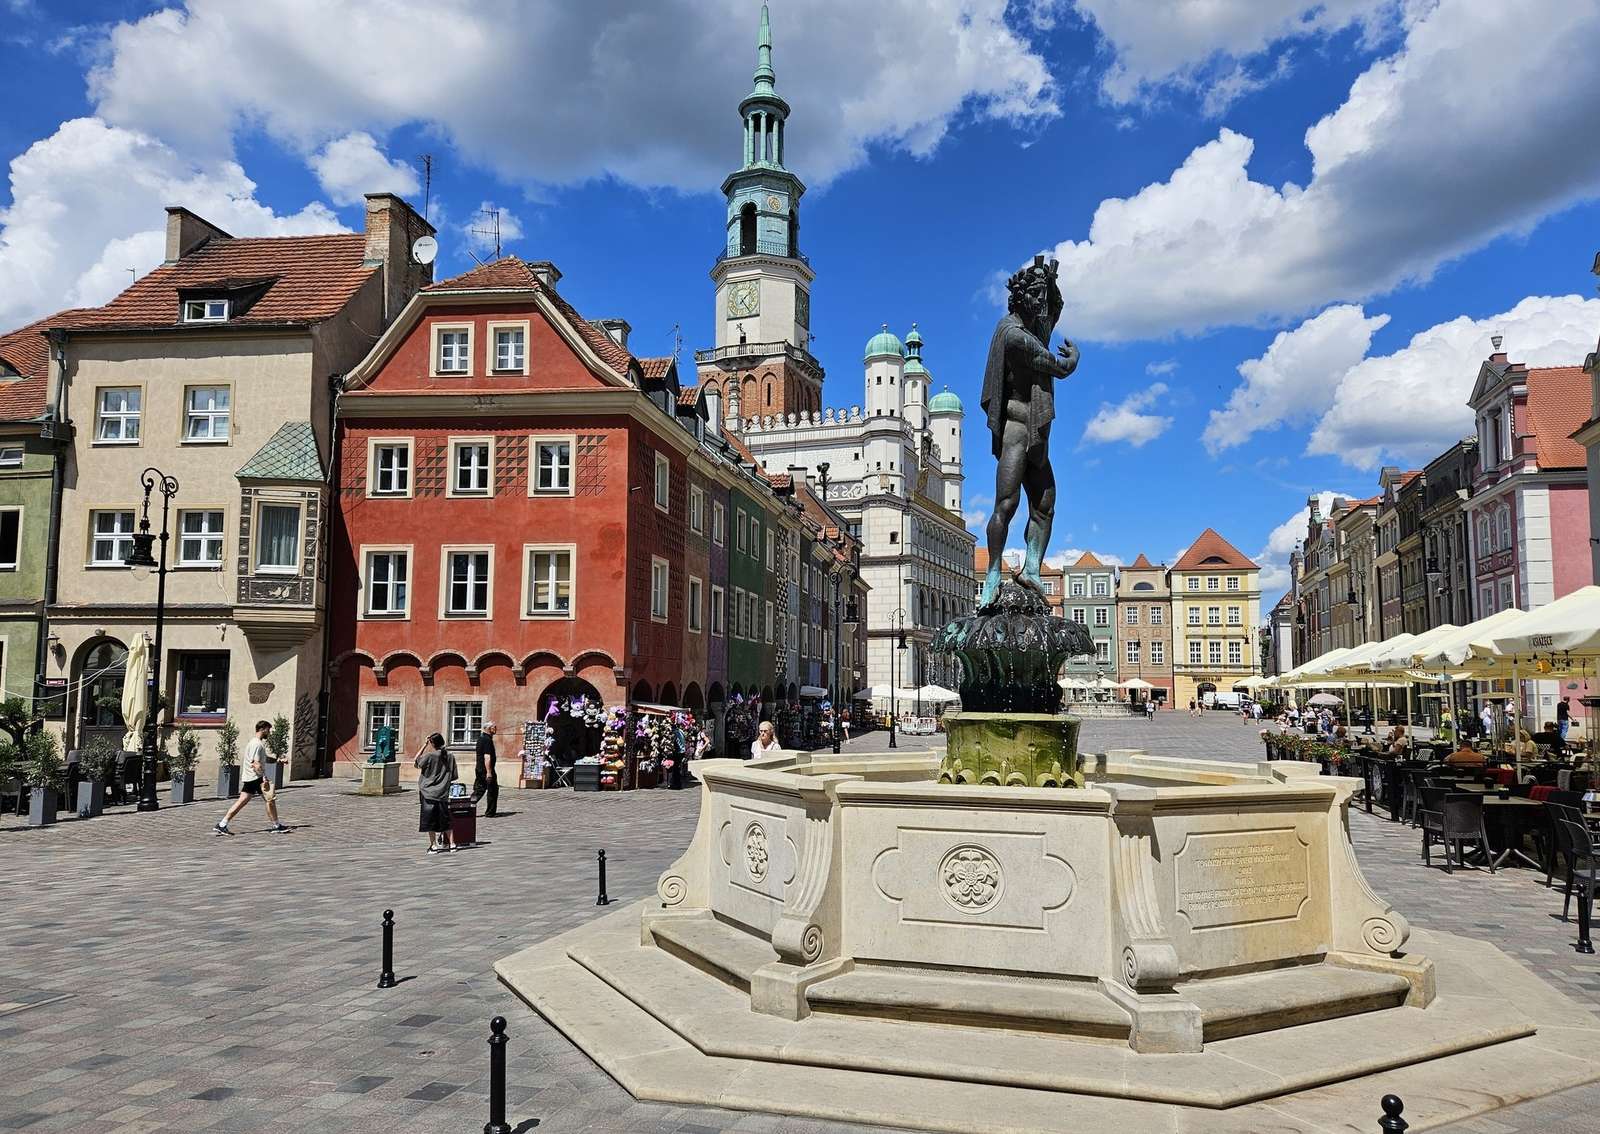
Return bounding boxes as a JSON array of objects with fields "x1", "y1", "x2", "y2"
[
  {"x1": 169, "y1": 724, "x2": 199, "y2": 804},
  {"x1": 215, "y1": 719, "x2": 241, "y2": 798},
  {"x1": 265, "y1": 714, "x2": 289, "y2": 788},
  {"x1": 78, "y1": 737, "x2": 118, "y2": 817},
  {"x1": 24, "y1": 729, "x2": 66, "y2": 827}
]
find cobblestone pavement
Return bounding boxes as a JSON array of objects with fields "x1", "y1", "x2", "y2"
[{"x1": 1, "y1": 716, "x2": 1595, "y2": 1133}]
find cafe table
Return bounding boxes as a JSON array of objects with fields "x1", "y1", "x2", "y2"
[{"x1": 1478, "y1": 793, "x2": 1545, "y2": 869}]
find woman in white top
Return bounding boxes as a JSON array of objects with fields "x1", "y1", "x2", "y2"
[{"x1": 750, "y1": 720, "x2": 782, "y2": 757}]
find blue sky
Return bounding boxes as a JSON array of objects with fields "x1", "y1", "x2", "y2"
[{"x1": 4, "y1": 1, "x2": 1599, "y2": 608}]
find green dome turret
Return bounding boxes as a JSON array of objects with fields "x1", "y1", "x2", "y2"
[
  {"x1": 929, "y1": 386, "x2": 963, "y2": 414},
  {"x1": 864, "y1": 323, "x2": 905, "y2": 361},
  {"x1": 902, "y1": 321, "x2": 928, "y2": 375}
]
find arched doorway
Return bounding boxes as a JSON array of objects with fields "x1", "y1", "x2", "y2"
[
  {"x1": 542, "y1": 676, "x2": 604, "y2": 765},
  {"x1": 683, "y1": 683, "x2": 705, "y2": 717},
  {"x1": 75, "y1": 637, "x2": 128, "y2": 753},
  {"x1": 1196, "y1": 681, "x2": 1217, "y2": 707},
  {"x1": 658, "y1": 681, "x2": 678, "y2": 707},
  {"x1": 632, "y1": 679, "x2": 653, "y2": 704}
]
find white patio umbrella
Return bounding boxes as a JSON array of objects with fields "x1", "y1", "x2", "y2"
[
  {"x1": 121, "y1": 632, "x2": 150, "y2": 753},
  {"x1": 1307, "y1": 692, "x2": 1343, "y2": 707},
  {"x1": 917, "y1": 685, "x2": 961, "y2": 704},
  {"x1": 1057, "y1": 676, "x2": 1085, "y2": 688},
  {"x1": 1411, "y1": 608, "x2": 1527, "y2": 671},
  {"x1": 1487, "y1": 586, "x2": 1600, "y2": 657},
  {"x1": 1120, "y1": 677, "x2": 1156, "y2": 690},
  {"x1": 1093, "y1": 674, "x2": 1119, "y2": 689}
]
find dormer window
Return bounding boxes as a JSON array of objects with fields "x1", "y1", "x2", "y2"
[{"x1": 183, "y1": 299, "x2": 229, "y2": 322}]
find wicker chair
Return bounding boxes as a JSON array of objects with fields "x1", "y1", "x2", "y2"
[
  {"x1": 1549, "y1": 806, "x2": 1598, "y2": 954},
  {"x1": 1420, "y1": 790, "x2": 1494, "y2": 874}
]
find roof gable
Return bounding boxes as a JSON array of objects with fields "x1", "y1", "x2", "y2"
[
  {"x1": 1128, "y1": 553, "x2": 1153, "y2": 569},
  {"x1": 0, "y1": 308, "x2": 90, "y2": 420},
  {"x1": 237, "y1": 421, "x2": 326, "y2": 481},
  {"x1": 1173, "y1": 528, "x2": 1258, "y2": 571},
  {"x1": 1526, "y1": 365, "x2": 1587, "y2": 468},
  {"x1": 1069, "y1": 551, "x2": 1104, "y2": 569}
]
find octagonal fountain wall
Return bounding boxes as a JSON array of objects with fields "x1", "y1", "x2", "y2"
[{"x1": 648, "y1": 748, "x2": 1429, "y2": 1053}]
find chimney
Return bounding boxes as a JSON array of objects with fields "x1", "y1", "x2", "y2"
[
  {"x1": 164, "y1": 207, "x2": 232, "y2": 264},
  {"x1": 526, "y1": 260, "x2": 562, "y2": 288},
  {"x1": 363, "y1": 193, "x2": 436, "y2": 324},
  {"x1": 593, "y1": 318, "x2": 631, "y2": 349}
]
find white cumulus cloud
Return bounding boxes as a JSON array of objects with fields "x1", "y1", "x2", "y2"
[
  {"x1": 1307, "y1": 294, "x2": 1600, "y2": 469},
  {"x1": 1081, "y1": 382, "x2": 1172, "y2": 447},
  {"x1": 1204, "y1": 303, "x2": 1390, "y2": 454},
  {"x1": 1046, "y1": 0, "x2": 1600, "y2": 341},
  {"x1": 307, "y1": 131, "x2": 420, "y2": 207},
  {"x1": 1257, "y1": 489, "x2": 1359, "y2": 600},
  {"x1": 0, "y1": 117, "x2": 341, "y2": 331}
]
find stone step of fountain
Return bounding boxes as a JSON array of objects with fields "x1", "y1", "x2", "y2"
[
  {"x1": 646, "y1": 913, "x2": 777, "y2": 992},
  {"x1": 805, "y1": 965, "x2": 1132, "y2": 1040},
  {"x1": 1182, "y1": 963, "x2": 1412, "y2": 1041}
]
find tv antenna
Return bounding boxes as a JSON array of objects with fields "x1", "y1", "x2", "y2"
[
  {"x1": 417, "y1": 154, "x2": 434, "y2": 219},
  {"x1": 670, "y1": 323, "x2": 683, "y2": 365},
  {"x1": 470, "y1": 207, "x2": 503, "y2": 263}
]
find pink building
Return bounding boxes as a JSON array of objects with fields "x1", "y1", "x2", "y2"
[{"x1": 1466, "y1": 349, "x2": 1592, "y2": 730}]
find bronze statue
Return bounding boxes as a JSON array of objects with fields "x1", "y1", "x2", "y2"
[{"x1": 977, "y1": 254, "x2": 1079, "y2": 607}]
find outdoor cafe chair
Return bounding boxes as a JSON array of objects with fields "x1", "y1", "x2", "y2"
[
  {"x1": 1549, "y1": 806, "x2": 1599, "y2": 954},
  {"x1": 1421, "y1": 790, "x2": 1494, "y2": 874},
  {"x1": 1401, "y1": 767, "x2": 1432, "y2": 827}
]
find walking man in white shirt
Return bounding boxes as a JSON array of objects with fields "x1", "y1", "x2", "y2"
[{"x1": 214, "y1": 719, "x2": 289, "y2": 835}]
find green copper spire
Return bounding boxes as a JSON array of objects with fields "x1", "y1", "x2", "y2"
[{"x1": 752, "y1": 4, "x2": 776, "y2": 96}]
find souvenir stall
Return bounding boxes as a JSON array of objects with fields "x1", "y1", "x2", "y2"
[
  {"x1": 572, "y1": 701, "x2": 710, "y2": 791},
  {"x1": 723, "y1": 693, "x2": 759, "y2": 757}
]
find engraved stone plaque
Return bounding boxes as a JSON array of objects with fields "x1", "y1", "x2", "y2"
[
  {"x1": 1175, "y1": 828, "x2": 1309, "y2": 930},
  {"x1": 247, "y1": 682, "x2": 274, "y2": 704}
]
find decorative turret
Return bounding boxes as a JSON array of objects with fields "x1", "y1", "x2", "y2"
[
  {"x1": 902, "y1": 323, "x2": 928, "y2": 434},
  {"x1": 741, "y1": 4, "x2": 789, "y2": 170},
  {"x1": 864, "y1": 323, "x2": 906, "y2": 420}
]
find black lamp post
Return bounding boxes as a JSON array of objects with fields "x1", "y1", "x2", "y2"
[{"x1": 123, "y1": 467, "x2": 178, "y2": 813}]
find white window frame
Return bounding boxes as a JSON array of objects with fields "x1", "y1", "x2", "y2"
[
  {"x1": 94, "y1": 386, "x2": 142, "y2": 445},
  {"x1": 687, "y1": 575, "x2": 703, "y2": 634},
  {"x1": 1228, "y1": 640, "x2": 1243, "y2": 666},
  {"x1": 182, "y1": 384, "x2": 231, "y2": 443},
  {"x1": 766, "y1": 528, "x2": 774, "y2": 570},
  {"x1": 182, "y1": 298, "x2": 229, "y2": 322},
  {"x1": 1095, "y1": 640, "x2": 1110, "y2": 664},
  {"x1": 1071, "y1": 607, "x2": 1086, "y2": 625},
  {"x1": 712, "y1": 502, "x2": 726, "y2": 546},
  {"x1": 88, "y1": 509, "x2": 136, "y2": 567},
  {"x1": 523, "y1": 544, "x2": 575, "y2": 619},
  {"x1": 735, "y1": 509, "x2": 747, "y2": 553},
  {"x1": 1189, "y1": 640, "x2": 1202, "y2": 664},
  {"x1": 1093, "y1": 607, "x2": 1109, "y2": 628},
  {"x1": 1186, "y1": 577, "x2": 1198, "y2": 590},
  {"x1": 446, "y1": 700, "x2": 485, "y2": 748},
  {"x1": 1093, "y1": 579, "x2": 1108, "y2": 597},
  {"x1": 689, "y1": 486, "x2": 705, "y2": 534},
  {"x1": 367, "y1": 438, "x2": 413, "y2": 498},
  {"x1": 431, "y1": 323, "x2": 474, "y2": 377},
  {"x1": 1207, "y1": 605, "x2": 1221, "y2": 626},
  {"x1": 0, "y1": 506, "x2": 20, "y2": 570},
  {"x1": 176, "y1": 508, "x2": 225, "y2": 568},
  {"x1": 253, "y1": 499, "x2": 303, "y2": 575},
  {"x1": 529, "y1": 435, "x2": 574, "y2": 497},
  {"x1": 487, "y1": 320, "x2": 530, "y2": 375},
  {"x1": 1151, "y1": 606, "x2": 1164, "y2": 625},
  {"x1": 1151, "y1": 640, "x2": 1165, "y2": 664},
  {"x1": 710, "y1": 584, "x2": 725, "y2": 636},
  {"x1": 0, "y1": 445, "x2": 21, "y2": 468},
  {"x1": 650, "y1": 556, "x2": 670, "y2": 623},
  {"x1": 1208, "y1": 640, "x2": 1223, "y2": 665},
  {"x1": 1226, "y1": 576, "x2": 1240, "y2": 591},
  {"x1": 361, "y1": 699, "x2": 403, "y2": 751},
  {"x1": 765, "y1": 600, "x2": 775, "y2": 643},
  {"x1": 1127, "y1": 640, "x2": 1141, "y2": 664},
  {"x1": 654, "y1": 452, "x2": 671, "y2": 512},
  {"x1": 362, "y1": 546, "x2": 411, "y2": 618},
  {"x1": 448, "y1": 436, "x2": 494, "y2": 497},
  {"x1": 1206, "y1": 576, "x2": 1220, "y2": 591},
  {"x1": 1071, "y1": 581, "x2": 1085, "y2": 597},
  {"x1": 1125, "y1": 606, "x2": 1139, "y2": 625},
  {"x1": 1227, "y1": 605, "x2": 1242, "y2": 626},
  {"x1": 440, "y1": 546, "x2": 493, "y2": 618}
]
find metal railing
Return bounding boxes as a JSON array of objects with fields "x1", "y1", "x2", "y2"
[{"x1": 715, "y1": 239, "x2": 808, "y2": 267}]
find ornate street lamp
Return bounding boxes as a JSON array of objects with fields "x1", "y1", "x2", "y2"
[
  {"x1": 889, "y1": 608, "x2": 908, "y2": 750},
  {"x1": 124, "y1": 467, "x2": 178, "y2": 812}
]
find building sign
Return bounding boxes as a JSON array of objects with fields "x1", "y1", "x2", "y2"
[{"x1": 1176, "y1": 829, "x2": 1309, "y2": 930}]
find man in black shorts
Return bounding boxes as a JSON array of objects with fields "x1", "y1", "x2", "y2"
[{"x1": 214, "y1": 719, "x2": 288, "y2": 835}]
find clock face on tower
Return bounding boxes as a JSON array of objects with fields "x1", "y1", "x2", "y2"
[
  {"x1": 795, "y1": 287, "x2": 810, "y2": 329},
  {"x1": 727, "y1": 280, "x2": 761, "y2": 319},
  {"x1": 765, "y1": 194, "x2": 783, "y2": 212}
]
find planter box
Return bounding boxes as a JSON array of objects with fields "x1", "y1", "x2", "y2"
[
  {"x1": 76, "y1": 779, "x2": 105, "y2": 817},
  {"x1": 215, "y1": 765, "x2": 241, "y2": 798},
  {"x1": 170, "y1": 771, "x2": 196, "y2": 805},
  {"x1": 28, "y1": 787, "x2": 57, "y2": 827},
  {"x1": 264, "y1": 760, "x2": 286, "y2": 790}
]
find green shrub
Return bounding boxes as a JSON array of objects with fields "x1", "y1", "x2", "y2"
[
  {"x1": 84, "y1": 736, "x2": 121, "y2": 782},
  {"x1": 216, "y1": 720, "x2": 240, "y2": 767},
  {"x1": 267, "y1": 714, "x2": 290, "y2": 763},
  {"x1": 170, "y1": 724, "x2": 200, "y2": 775},
  {"x1": 23, "y1": 729, "x2": 65, "y2": 794}
]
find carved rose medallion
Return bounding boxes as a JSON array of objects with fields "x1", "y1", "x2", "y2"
[
  {"x1": 940, "y1": 844, "x2": 1002, "y2": 913},
  {"x1": 744, "y1": 822, "x2": 770, "y2": 882}
]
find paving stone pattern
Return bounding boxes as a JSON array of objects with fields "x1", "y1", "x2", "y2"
[{"x1": 1, "y1": 715, "x2": 1595, "y2": 1133}]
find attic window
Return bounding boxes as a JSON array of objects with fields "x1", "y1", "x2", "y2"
[{"x1": 182, "y1": 299, "x2": 229, "y2": 323}]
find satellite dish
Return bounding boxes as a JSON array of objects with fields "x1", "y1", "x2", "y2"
[{"x1": 411, "y1": 235, "x2": 438, "y2": 265}]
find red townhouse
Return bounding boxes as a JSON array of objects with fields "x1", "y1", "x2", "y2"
[{"x1": 326, "y1": 257, "x2": 708, "y2": 767}]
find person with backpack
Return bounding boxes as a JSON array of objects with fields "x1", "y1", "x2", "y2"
[{"x1": 415, "y1": 732, "x2": 459, "y2": 855}]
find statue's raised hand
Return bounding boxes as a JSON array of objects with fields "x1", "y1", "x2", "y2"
[{"x1": 1056, "y1": 339, "x2": 1079, "y2": 377}]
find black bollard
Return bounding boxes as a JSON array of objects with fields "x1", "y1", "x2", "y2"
[
  {"x1": 377, "y1": 909, "x2": 396, "y2": 989},
  {"x1": 596, "y1": 849, "x2": 611, "y2": 906},
  {"x1": 484, "y1": 1016, "x2": 511, "y2": 1134},
  {"x1": 1379, "y1": 1094, "x2": 1407, "y2": 1134}
]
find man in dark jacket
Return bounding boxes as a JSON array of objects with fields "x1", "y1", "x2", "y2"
[{"x1": 473, "y1": 722, "x2": 499, "y2": 818}]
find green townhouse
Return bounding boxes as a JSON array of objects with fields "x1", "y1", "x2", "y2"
[{"x1": 0, "y1": 311, "x2": 81, "y2": 705}]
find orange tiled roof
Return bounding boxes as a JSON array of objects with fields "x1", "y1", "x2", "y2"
[
  {"x1": 1526, "y1": 365, "x2": 1587, "y2": 469},
  {"x1": 639, "y1": 356, "x2": 674, "y2": 381},
  {"x1": 1128, "y1": 553, "x2": 1154, "y2": 569},
  {"x1": 0, "y1": 308, "x2": 91, "y2": 420},
  {"x1": 975, "y1": 547, "x2": 990, "y2": 573},
  {"x1": 61, "y1": 235, "x2": 374, "y2": 332},
  {"x1": 676, "y1": 385, "x2": 703, "y2": 408},
  {"x1": 1173, "y1": 528, "x2": 1258, "y2": 571},
  {"x1": 1070, "y1": 551, "x2": 1104, "y2": 568},
  {"x1": 425, "y1": 256, "x2": 636, "y2": 375}
]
